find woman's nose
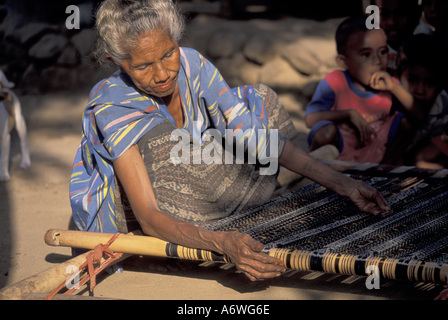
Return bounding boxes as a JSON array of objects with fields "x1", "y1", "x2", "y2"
[{"x1": 153, "y1": 61, "x2": 169, "y2": 83}]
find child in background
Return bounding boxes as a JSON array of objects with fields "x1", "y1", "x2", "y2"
[
  {"x1": 414, "y1": 125, "x2": 448, "y2": 169},
  {"x1": 414, "y1": 0, "x2": 448, "y2": 42},
  {"x1": 305, "y1": 16, "x2": 413, "y2": 164},
  {"x1": 374, "y1": 0, "x2": 422, "y2": 73},
  {"x1": 423, "y1": 124, "x2": 448, "y2": 169},
  {"x1": 398, "y1": 34, "x2": 448, "y2": 168}
]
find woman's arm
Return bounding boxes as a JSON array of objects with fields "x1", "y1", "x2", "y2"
[
  {"x1": 113, "y1": 144, "x2": 285, "y2": 281},
  {"x1": 279, "y1": 140, "x2": 392, "y2": 217}
]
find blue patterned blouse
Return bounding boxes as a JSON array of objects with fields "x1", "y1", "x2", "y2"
[{"x1": 69, "y1": 47, "x2": 285, "y2": 233}]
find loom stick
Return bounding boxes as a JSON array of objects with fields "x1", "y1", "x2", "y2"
[
  {"x1": 268, "y1": 248, "x2": 448, "y2": 285},
  {"x1": 44, "y1": 229, "x2": 448, "y2": 285},
  {"x1": 45, "y1": 229, "x2": 229, "y2": 263},
  {"x1": 0, "y1": 250, "x2": 130, "y2": 300},
  {"x1": 0, "y1": 251, "x2": 90, "y2": 300}
]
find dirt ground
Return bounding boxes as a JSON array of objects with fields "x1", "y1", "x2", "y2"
[{"x1": 0, "y1": 90, "x2": 445, "y2": 302}]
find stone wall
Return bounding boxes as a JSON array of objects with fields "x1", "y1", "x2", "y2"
[
  {"x1": 0, "y1": 11, "x2": 344, "y2": 132},
  {"x1": 180, "y1": 15, "x2": 343, "y2": 132},
  {"x1": 182, "y1": 15, "x2": 342, "y2": 92},
  {"x1": 0, "y1": 0, "x2": 107, "y2": 94},
  {"x1": 1, "y1": 7, "x2": 343, "y2": 112}
]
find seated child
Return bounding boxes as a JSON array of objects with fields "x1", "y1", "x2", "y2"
[
  {"x1": 414, "y1": 0, "x2": 448, "y2": 40},
  {"x1": 414, "y1": 126, "x2": 448, "y2": 169},
  {"x1": 374, "y1": 0, "x2": 422, "y2": 72},
  {"x1": 423, "y1": 124, "x2": 448, "y2": 169},
  {"x1": 398, "y1": 34, "x2": 448, "y2": 168},
  {"x1": 305, "y1": 16, "x2": 413, "y2": 164}
]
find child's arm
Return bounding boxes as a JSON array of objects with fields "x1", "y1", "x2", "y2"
[
  {"x1": 370, "y1": 71, "x2": 423, "y2": 121},
  {"x1": 306, "y1": 110, "x2": 377, "y2": 147},
  {"x1": 305, "y1": 73, "x2": 375, "y2": 146},
  {"x1": 305, "y1": 110, "x2": 352, "y2": 128}
]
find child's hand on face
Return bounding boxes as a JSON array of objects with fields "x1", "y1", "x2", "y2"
[{"x1": 369, "y1": 71, "x2": 396, "y2": 91}]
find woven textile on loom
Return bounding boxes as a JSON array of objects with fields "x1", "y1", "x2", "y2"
[{"x1": 200, "y1": 165, "x2": 448, "y2": 284}]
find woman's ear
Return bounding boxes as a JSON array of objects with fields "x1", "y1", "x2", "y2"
[{"x1": 336, "y1": 54, "x2": 348, "y2": 69}]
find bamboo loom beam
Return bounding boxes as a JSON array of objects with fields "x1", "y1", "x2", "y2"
[
  {"x1": 44, "y1": 229, "x2": 229, "y2": 263},
  {"x1": 0, "y1": 236, "x2": 130, "y2": 300},
  {"x1": 0, "y1": 251, "x2": 90, "y2": 300},
  {"x1": 0, "y1": 251, "x2": 129, "y2": 300},
  {"x1": 44, "y1": 229, "x2": 448, "y2": 285}
]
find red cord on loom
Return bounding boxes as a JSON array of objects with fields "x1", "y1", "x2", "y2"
[{"x1": 45, "y1": 233, "x2": 123, "y2": 300}]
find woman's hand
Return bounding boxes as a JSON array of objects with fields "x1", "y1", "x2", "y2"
[
  {"x1": 219, "y1": 231, "x2": 286, "y2": 281},
  {"x1": 279, "y1": 140, "x2": 392, "y2": 217},
  {"x1": 343, "y1": 179, "x2": 392, "y2": 217}
]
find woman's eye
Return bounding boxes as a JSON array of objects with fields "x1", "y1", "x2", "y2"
[
  {"x1": 164, "y1": 51, "x2": 174, "y2": 60},
  {"x1": 136, "y1": 64, "x2": 149, "y2": 71}
]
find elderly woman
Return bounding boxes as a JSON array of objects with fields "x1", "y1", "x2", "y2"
[{"x1": 69, "y1": 0, "x2": 391, "y2": 281}]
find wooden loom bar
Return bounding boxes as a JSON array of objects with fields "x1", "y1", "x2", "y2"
[
  {"x1": 269, "y1": 248, "x2": 448, "y2": 285},
  {"x1": 44, "y1": 229, "x2": 448, "y2": 285},
  {"x1": 44, "y1": 229, "x2": 230, "y2": 263},
  {"x1": 0, "y1": 251, "x2": 89, "y2": 300},
  {"x1": 0, "y1": 250, "x2": 129, "y2": 300}
]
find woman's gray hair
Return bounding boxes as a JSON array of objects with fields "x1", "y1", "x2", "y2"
[{"x1": 93, "y1": 0, "x2": 186, "y2": 66}]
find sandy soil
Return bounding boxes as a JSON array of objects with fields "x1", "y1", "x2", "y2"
[{"x1": 0, "y1": 90, "x2": 444, "y2": 301}]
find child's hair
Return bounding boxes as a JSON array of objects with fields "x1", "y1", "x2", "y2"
[
  {"x1": 336, "y1": 16, "x2": 369, "y2": 55},
  {"x1": 398, "y1": 34, "x2": 446, "y2": 82}
]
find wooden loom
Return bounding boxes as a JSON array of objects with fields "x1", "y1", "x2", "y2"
[{"x1": 1, "y1": 161, "x2": 448, "y2": 299}]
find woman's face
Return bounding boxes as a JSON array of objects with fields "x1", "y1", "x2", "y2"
[{"x1": 119, "y1": 29, "x2": 181, "y2": 98}]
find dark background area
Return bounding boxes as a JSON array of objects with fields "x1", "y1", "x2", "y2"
[
  {"x1": 0, "y1": 0, "x2": 365, "y2": 24},
  {"x1": 0, "y1": 0, "x2": 366, "y2": 94}
]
